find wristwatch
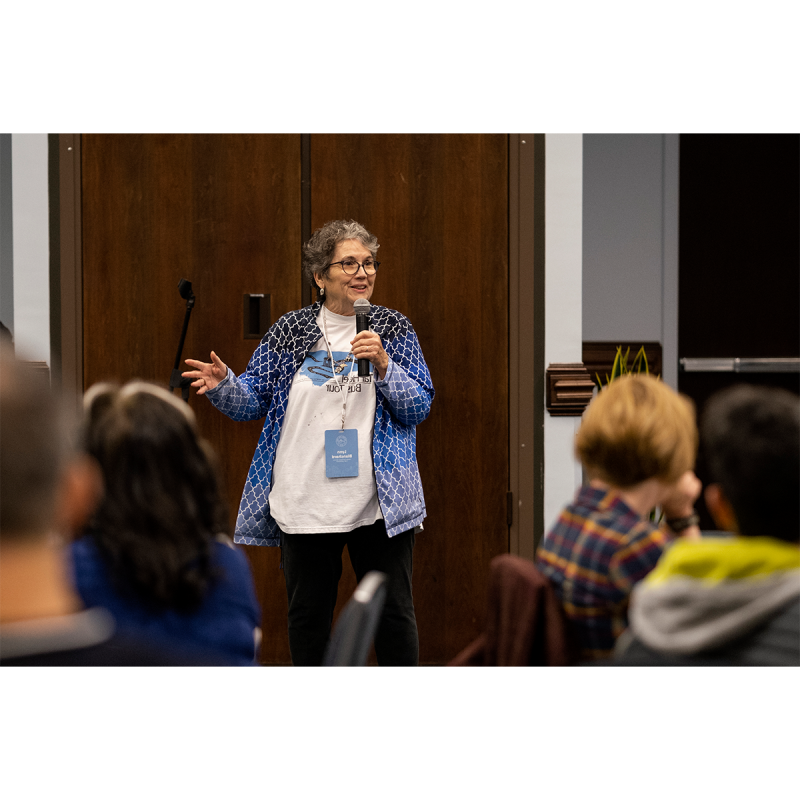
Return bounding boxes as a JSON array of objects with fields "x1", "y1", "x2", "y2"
[{"x1": 665, "y1": 513, "x2": 700, "y2": 533}]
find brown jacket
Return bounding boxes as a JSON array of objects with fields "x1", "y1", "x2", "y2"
[{"x1": 449, "y1": 554, "x2": 576, "y2": 666}]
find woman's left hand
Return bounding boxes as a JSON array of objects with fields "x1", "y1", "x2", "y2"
[{"x1": 350, "y1": 331, "x2": 388, "y2": 380}]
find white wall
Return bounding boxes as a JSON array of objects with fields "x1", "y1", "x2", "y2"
[
  {"x1": 0, "y1": 134, "x2": 13, "y2": 333},
  {"x1": 582, "y1": 134, "x2": 679, "y2": 388},
  {"x1": 8, "y1": 134, "x2": 50, "y2": 364},
  {"x1": 544, "y1": 134, "x2": 584, "y2": 534}
]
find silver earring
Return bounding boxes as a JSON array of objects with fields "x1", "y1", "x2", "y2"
[{"x1": 319, "y1": 286, "x2": 325, "y2": 296}]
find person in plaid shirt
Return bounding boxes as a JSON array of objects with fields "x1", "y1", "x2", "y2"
[{"x1": 536, "y1": 375, "x2": 702, "y2": 661}]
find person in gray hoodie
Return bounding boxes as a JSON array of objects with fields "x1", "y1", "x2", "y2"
[{"x1": 615, "y1": 384, "x2": 800, "y2": 666}]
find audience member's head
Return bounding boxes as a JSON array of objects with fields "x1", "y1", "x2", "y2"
[
  {"x1": 81, "y1": 381, "x2": 229, "y2": 611},
  {"x1": 576, "y1": 374, "x2": 697, "y2": 489},
  {"x1": 701, "y1": 384, "x2": 800, "y2": 543},
  {"x1": 0, "y1": 343, "x2": 95, "y2": 543},
  {"x1": 1, "y1": 352, "x2": 236, "y2": 664}
]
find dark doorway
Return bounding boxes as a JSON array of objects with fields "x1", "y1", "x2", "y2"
[{"x1": 678, "y1": 134, "x2": 800, "y2": 530}]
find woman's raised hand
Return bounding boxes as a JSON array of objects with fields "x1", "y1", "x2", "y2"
[{"x1": 182, "y1": 351, "x2": 229, "y2": 396}]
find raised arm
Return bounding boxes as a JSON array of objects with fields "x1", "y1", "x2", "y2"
[
  {"x1": 183, "y1": 351, "x2": 228, "y2": 396},
  {"x1": 660, "y1": 470, "x2": 703, "y2": 540},
  {"x1": 183, "y1": 343, "x2": 276, "y2": 422}
]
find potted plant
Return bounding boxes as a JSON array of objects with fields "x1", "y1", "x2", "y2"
[{"x1": 594, "y1": 344, "x2": 651, "y2": 390}]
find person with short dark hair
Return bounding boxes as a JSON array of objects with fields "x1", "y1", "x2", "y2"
[
  {"x1": 70, "y1": 382, "x2": 262, "y2": 665},
  {"x1": 616, "y1": 385, "x2": 800, "y2": 666},
  {"x1": 536, "y1": 375, "x2": 703, "y2": 661}
]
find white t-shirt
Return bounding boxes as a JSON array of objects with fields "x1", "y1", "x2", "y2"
[{"x1": 268, "y1": 306, "x2": 383, "y2": 533}]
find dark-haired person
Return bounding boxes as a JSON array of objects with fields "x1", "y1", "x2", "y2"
[
  {"x1": 69, "y1": 382, "x2": 261, "y2": 665},
  {"x1": 0, "y1": 347, "x2": 232, "y2": 666},
  {"x1": 536, "y1": 375, "x2": 702, "y2": 662},
  {"x1": 616, "y1": 385, "x2": 800, "y2": 666},
  {"x1": 183, "y1": 220, "x2": 434, "y2": 666}
]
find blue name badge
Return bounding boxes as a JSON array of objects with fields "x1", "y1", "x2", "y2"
[{"x1": 325, "y1": 429, "x2": 359, "y2": 478}]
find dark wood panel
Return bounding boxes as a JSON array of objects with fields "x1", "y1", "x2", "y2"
[
  {"x1": 81, "y1": 133, "x2": 509, "y2": 665},
  {"x1": 310, "y1": 134, "x2": 509, "y2": 663},
  {"x1": 82, "y1": 134, "x2": 301, "y2": 664}
]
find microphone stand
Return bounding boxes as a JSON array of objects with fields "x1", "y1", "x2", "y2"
[{"x1": 169, "y1": 279, "x2": 196, "y2": 402}]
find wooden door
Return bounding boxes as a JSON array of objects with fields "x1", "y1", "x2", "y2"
[
  {"x1": 310, "y1": 135, "x2": 509, "y2": 662},
  {"x1": 82, "y1": 134, "x2": 301, "y2": 663},
  {"x1": 81, "y1": 133, "x2": 509, "y2": 664}
]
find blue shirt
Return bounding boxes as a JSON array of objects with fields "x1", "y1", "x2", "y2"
[{"x1": 70, "y1": 536, "x2": 261, "y2": 665}]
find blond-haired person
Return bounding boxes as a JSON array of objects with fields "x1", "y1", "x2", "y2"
[{"x1": 536, "y1": 375, "x2": 701, "y2": 661}]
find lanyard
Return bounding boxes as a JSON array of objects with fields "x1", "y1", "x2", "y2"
[{"x1": 322, "y1": 306, "x2": 356, "y2": 431}]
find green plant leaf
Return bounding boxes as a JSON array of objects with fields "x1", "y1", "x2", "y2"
[
  {"x1": 632, "y1": 345, "x2": 647, "y2": 375},
  {"x1": 610, "y1": 348, "x2": 622, "y2": 382}
]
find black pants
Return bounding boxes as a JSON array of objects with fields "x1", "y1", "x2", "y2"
[{"x1": 281, "y1": 520, "x2": 418, "y2": 666}]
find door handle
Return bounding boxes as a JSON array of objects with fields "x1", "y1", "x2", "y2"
[{"x1": 680, "y1": 357, "x2": 800, "y2": 373}]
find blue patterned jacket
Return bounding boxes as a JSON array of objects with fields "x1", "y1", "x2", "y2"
[{"x1": 205, "y1": 300, "x2": 434, "y2": 547}]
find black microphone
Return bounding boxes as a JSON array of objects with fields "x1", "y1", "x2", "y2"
[{"x1": 354, "y1": 298, "x2": 371, "y2": 377}]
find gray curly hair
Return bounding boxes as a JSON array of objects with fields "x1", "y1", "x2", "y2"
[{"x1": 302, "y1": 220, "x2": 380, "y2": 294}]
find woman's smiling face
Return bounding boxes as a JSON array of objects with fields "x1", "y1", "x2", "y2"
[{"x1": 316, "y1": 239, "x2": 376, "y2": 315}]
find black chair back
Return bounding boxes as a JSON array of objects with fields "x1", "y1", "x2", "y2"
[{"x1": 322, "y1": 571, "x2": 387, "y2": 666}]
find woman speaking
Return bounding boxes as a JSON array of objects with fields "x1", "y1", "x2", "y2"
[{"x1": 183, "y1": 220, "x2": 434, "y2": 666}]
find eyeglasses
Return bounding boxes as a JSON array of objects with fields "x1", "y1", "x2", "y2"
[{"x1": 328, "y1": 258, "x2": 380, "y2": 276}]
